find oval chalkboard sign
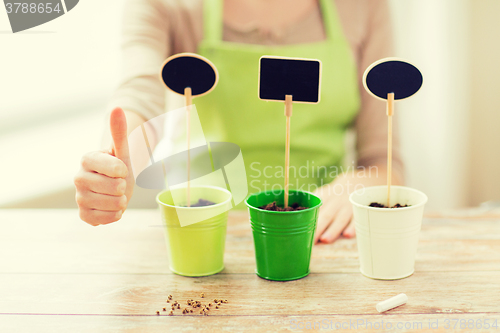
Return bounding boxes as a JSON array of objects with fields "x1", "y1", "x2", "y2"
[
  {"x1": 363, "y1": 58, "x2": 423, "y2": 101},
  {"x1": 160, "y1": 53, "x2": 219, "y2": 96}
]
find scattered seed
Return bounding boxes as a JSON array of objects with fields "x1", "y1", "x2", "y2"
[{"x1": 161, "y1": 293, "x2": 227, "y2": 316}]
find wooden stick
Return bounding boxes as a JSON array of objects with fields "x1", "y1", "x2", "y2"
[
  {"x1": 386, "y1": 93, "x2": 394, "y2": 208},
  {"x1": 141, "y1": 123, "x2": 168, "y2": 189},
  {"x1": 185, "y1": 87, "x2": 192, "y2": 207},
  {"x1": 284, "y1": 95, "x2": 293, "y2": 208},
  {"x1": 161, "y1": 160, "x2": 168, "y2": 190},
  {"x1": 140, "y1": 124, "x2": 155, "y2": 166}
]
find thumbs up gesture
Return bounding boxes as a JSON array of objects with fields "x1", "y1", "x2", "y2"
[{"x1": 75, "y1": 108, "x2": 135, "y2": 226}]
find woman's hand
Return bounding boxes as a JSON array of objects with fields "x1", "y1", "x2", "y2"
[
  {"x1": 313, "y1": 176, "x2": 357, "y2": 244},
  {"x1": 74, "y1": 108, "x2": 135, "y2": 226},
  {"x1": 313, "y1": 167, "x2": 397, "y2": 244}
]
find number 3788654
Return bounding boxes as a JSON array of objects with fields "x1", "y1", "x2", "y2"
[{"x1": 5, "y1": 2, "x2": 62, "y2": 14}]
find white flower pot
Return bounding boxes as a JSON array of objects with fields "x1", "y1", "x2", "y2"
[{"x1": 349, "y1": 186, "x2": 428, "y2": 280}]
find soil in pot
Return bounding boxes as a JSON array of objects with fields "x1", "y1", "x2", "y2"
[
  {"x1": 259, "y1": 201, "x2": 307, "y2": 211},
  {"x1": 184, "y1": 199, "x2": 216, "y2": 207},
  {"x1": 369, "y1": 202, "x2": 411, "y2": 208}
]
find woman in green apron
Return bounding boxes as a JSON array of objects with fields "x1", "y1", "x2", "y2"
[{"x1": 75, "y1": 0, "x2": 404, "y2": 244}]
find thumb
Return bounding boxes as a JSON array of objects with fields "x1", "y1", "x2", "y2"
[{"x1": 109, "y1": 107, "x2": 131, "y2": 163}]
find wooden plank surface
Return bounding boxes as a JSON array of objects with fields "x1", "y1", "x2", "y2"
[{"x1": 1, "y1": 209, "x2": 499, "y2": 332}]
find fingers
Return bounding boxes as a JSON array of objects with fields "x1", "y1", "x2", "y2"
[
  {"x1": 109, "y1": 107, "x2": 131, "y2": 163},
  {"x1": 74, "y1": 170, "x2": 126, "y2": 196},
  {"x1": 76, "y1": 190, "x2": 127, "y2": 212},
  {"x1": 314, "y1": 201, "x2": 338, "y2": 244},
  {"x1": 78, "y1": 208, "x2": 123, "y2": 226},
  {"x1": 76, "y1": 137, "x2": 132, "y2": 226},
  {"x1": 81, "y1": 151, "x2": 127, "y2": 178},
  {"x1": 342, "y1": 220, "x2": 356, "y2": 238},
  {"x1": 319, "y1": 207, "x2": 353, "y2": 243}
]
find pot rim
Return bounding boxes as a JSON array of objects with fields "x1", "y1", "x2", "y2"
[
  {"x1": 349, "y1": 185, "x2": 428, "y2": 212},
  {"x1": 245, "y1": 189, "x2": 322, "y2": 214},
  {"x1": 156, "y1": 185, "x2": 232, "y2": 210}
]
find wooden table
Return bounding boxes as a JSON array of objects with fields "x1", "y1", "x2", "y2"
[{"x1": 1, "y1": 209, "x2": 499, "y2": 332}]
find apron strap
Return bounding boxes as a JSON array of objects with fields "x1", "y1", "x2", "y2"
[
  {"x1": 203, "y1": 0, "x2": 345, "y2": 43},
  {"x1": 318, "y1": 0, "x2": 346, "y2": 42},
  {"x1": 203, "y1": 0, "x2": 223, "y2": 43}
]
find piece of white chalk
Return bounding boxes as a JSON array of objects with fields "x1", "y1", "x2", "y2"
[{"x1": 376, "y1": 293, "x2": 408, "y2": 313}]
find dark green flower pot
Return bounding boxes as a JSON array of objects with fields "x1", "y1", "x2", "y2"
[{"x1": 246, "y1": 189, "x2": 322, "y2": 281}]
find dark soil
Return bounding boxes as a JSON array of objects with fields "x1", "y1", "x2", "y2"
[
  {"x1": 369, "y1": 202, "x2": 411, "y2": 209},
  {"x1": 259, "y1": 201, "x2": 307, "y2": 211},
  {"x1": 185, "y1": 199, "x2": 216, "y2": 207}
]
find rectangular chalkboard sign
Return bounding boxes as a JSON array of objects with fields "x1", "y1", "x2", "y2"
[{"x1": 258, "y1": 56, "x2": 321, "y2": 104}]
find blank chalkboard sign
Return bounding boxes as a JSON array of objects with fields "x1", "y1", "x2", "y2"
[
  {"x1": 257, "y1": 55, "x2": 322, "y2": 208},
  {"x1": 362, "y1": 57, "x2": 423, "y2": 208},
  {"x1": 159, "y1": 53, "x2": 219, "y2": 207},
  {"x1": 259, "y1": 56, "x2": 322, "y2": 103},
  {"x1": 161, "y1": 53, "x2": 219, "y2": 96},
  {"x1": 363, "y1": 58, "x2": 423, "y2": 101}
]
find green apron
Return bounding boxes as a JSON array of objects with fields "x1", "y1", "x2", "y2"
[{"x1": 194, "y1": 0, "x2": 361, "y2": 205}]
